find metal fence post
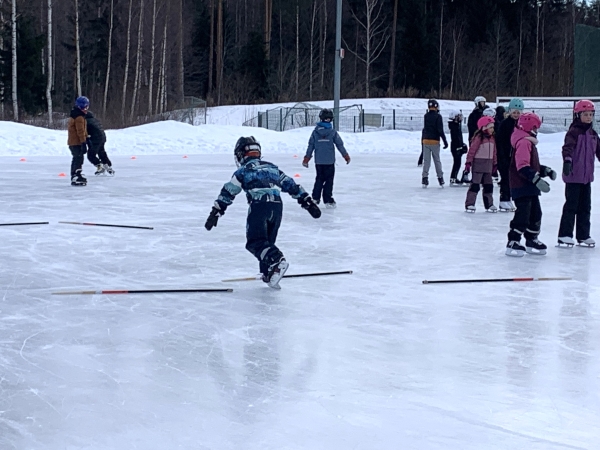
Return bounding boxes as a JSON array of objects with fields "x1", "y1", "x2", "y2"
[
  {"x1": 393, "y1": 109, "x2": 396, "y2": 130},
  {"x1": 266, "y1": 110, "x2": 269, "y2": 130}
]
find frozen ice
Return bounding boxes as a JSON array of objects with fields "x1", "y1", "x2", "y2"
[{"x1": 0, "y1": 148, "x2": 598, "y2": 449}]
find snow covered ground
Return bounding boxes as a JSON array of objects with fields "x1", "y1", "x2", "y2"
[{"x1": 0, "y1": 147, "x2": 599, "y2": 449}]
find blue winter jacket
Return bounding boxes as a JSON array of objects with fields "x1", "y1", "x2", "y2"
[
  {"x1": 215, "y1": 157, "x2": 307, "y2": 212},
  {"x1": 305, "y1": 122, "x2": 348, "y2": 165}
]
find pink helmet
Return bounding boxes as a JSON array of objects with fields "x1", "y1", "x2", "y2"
[
  {"x1": 574, "y1": 99, "x2": 595, "y2": 113},
  {"x1": 518, "y1": 112, "x2": 542, "y2": 133},
  {"x1": 477, "y1": 116, "x2": 494, "y2": 129}
]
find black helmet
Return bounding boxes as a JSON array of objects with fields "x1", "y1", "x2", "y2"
[
  {"x1": 428, "y1": 99, "x2": 439, "y2": 110},
  {"x1": 234, "y1": 136, "x2": 261, "y2": 166},
  {"x1": 319, "y1": 108, "x2": 334, "y2": 121}
]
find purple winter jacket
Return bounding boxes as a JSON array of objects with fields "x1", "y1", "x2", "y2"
[{"x1": 562, "y1": 120, "x2": 600, "y2": 184}]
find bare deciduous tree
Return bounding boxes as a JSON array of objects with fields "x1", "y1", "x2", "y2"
[
  {"x1": 130, "y1": 0, "x2": 144, "y2": 120},
  {"x1": 148, "y1": 0, "x2": 157, "y2": 114},
  {"x1": 74, "y1": 0, "x2": 81, "y2": 96},
  {"x1": 387, "y1": 0, "x2": 398, "y2": 95},
  {"x1": 121, "y1": 0, "x2": 133, "y2": 120},
  {"x1": 11, "y1": 0, "x2": 17, "y2": 120},
  {"x1": 103, "y1": 0, "x2": 114, "y2": 115},
  {"x1": 46, "y1": 0, "x2": 52, "y2": 125}
]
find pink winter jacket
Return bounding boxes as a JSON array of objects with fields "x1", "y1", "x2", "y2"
[{"x1": 466, "y1": 133, "x2": 497, "y2": 173}]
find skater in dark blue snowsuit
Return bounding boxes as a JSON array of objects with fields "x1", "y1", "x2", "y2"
[{"x1": 205, "y1": 136, "x2": 321, "y2": 289}]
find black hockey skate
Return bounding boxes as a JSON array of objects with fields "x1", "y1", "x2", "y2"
[
  {"x1": 71, "y1": 171, "x2": 87, "y2": 186},
  {"x1": 422, "y1": 177, "x2": 429, "y2": 188},
  {"x1": 505, "y1": 240, "x2": 525, "y2": 257},
  {"x1": 264, "y1": 258, "x2": 289, "y2": 290},
  {"x1": 526, "y1": 238, "x2": 547, "y2": 255},
  {"x1": 438, "y1": 177, "x2": 445, "y2": 188}
]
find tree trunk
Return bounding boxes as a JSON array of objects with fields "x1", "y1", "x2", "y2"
[
  {"x1": 264, "y1": 0, "x2": 272, "y2": 60},
  {"x1": 534, "y1": 0, "x2": 540, "y2": 93},
  {"x1": 216, "y1": 0, "x2": 223, "y2": 104},
  {"x1": 495, "y1": 20, "x2": 500, "y2": 98},
  {"x1": 516, "y1": 9, "x2": 523, "y2": 95},
  {"x1": 130, "y1": 0, "x2": 145, "y2": 121},
  {"x1": 0, "y1": 0, "x2": 5, "y2": 119},
  {"x1": 178, "y1": 0, "x2": 184, "y2": 105},
  {"x1": 11, "y1": 0, "x2": 17, "y2": 120},
  {"x1": 148, "y1": 0, "x2": 156, "y2": 115},
  {"x1": 208, "y1": 0, "x2": 214, "y2": 98},
  {"x1": 122, "y1": 0, "x2": 133, "y2": 120},
  {"x1": 46, "y1": 0, "x2": 53, "y2": 126},
  {"x1": 74, "y1": 0, "x2": 81, "y2": 96},
  {"x1": 320, "y1": 1, "x2": 327, "y2": 89},
  {"x1": 295, "y1": 1, "x2": 299, "y2": 96},
  {"x1": 387, "y1": 0, "x2": 398, "y2": 95},
  {"x1": 309, "y1": 0, "x2": 316, "y2": 99},
  {"x1": 158, "y1": 16, "x2": 168, "y2": 113},
  {"x1": 103, "y1": 0, "x2": 114, "y2": 115},
  {"x1": 438, "y1": 0, "x2": 443, "y2": 96}
]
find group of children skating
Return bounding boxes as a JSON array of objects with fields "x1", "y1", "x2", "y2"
[
  {"x1": 67, "y1": 96, "x2": 115, "y2": 186},
  {"x1": 422, "y1": 96, "x2": 600, "y2": 257}
]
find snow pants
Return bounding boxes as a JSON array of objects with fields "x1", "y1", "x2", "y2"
[
  {"x1": 498, "y1": 155, "x2": 511, "y2": 202},
  {"x1": 558, "y1": 182, "x2": 592, "y2": 240},
  {"x1": 466, "y1": 172, "x2": 494, "y2": 209},
  {"x1": 450, "y1": 148, "x2": 463, "y2": 180},
  {"x1": 245, "y1": 201, "x2": 284, "y2": 277},
  {"x1": 87, "y1": 142, "x2": 112, "y2": 166},
  {"x1": 422, "y1": 144, "x2": 443, "y2": 179},
  {"x1": 508, "y1": 195, "x2": 542, "y2": 242},
  {"x1": 312, "y1": 164, "x2": 335, "y2": 204},
  {"x1": 69, "y1": 145, "x2": 86, "y2": 177}
]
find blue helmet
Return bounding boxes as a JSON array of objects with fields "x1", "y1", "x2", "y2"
[
  {"x1": 75, "y1": 96, "x2": 90, "y2": 109},
  {"x1": 508, "y1": 97, "x2": 524, "y2": 111}
]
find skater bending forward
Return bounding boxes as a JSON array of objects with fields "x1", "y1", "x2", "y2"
[
  {"x1": 506, "y1": 113, "x2": 557, "y2": 257},
  {"x1": 205, "y1": 136, "x2": 321, "y2": 289}
]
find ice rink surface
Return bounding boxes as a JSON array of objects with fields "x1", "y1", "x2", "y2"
[{"x1": 0, "y1": 153, "x2": 598, "y2": 449}]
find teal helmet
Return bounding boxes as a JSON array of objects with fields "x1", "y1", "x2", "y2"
[{"x1": 508, "y1": 98, "x2": 524, "y2": 111}]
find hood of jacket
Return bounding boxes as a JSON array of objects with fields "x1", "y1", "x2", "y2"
[
  {"x1": 511, "y1": 128, "x2": 538, "y2": 148},
  {"x1": 70, "y1": 107, "x2": 86, "y2": 119}
]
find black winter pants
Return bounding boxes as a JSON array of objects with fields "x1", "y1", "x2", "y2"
[
  {"x1": 450, "y1": 148, "x2": 463, "y2": 180},
  {"x1": 69, "y1": 145, "x2": 86, "y2": 177},
  {"x1": 498, "y1": 157, "x2": 511, "y2": 202},
  {"x1": 312, "y1": 164, "x2": 335, "y2": 204},
  {"x1": 558, "y1": 182, "x2": 592, "y2": 240},
  {"x1": 508, "y1": 196, "x2": 542, "y2": 242},
  {"x1": 87, "y1": 142, "x2": 112, "y2": 166},
  {"x1": 245, "y1": 202, "x2": 284, "y2": 276}
]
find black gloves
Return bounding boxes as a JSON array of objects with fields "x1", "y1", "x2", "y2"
[
  {"x1": 540, "y1": 165, "x2": 557, "y2": 180},
  {"x1": 205, "y1": 207, "x2": 222, "y2": 230},
  {"x1": 443, "y1": 141, "x2": 449, "y2": 149},
  {"x1": 563, "y1": 160, "x2": 572, "y2": 176},
  {"x1": 299, "y1": 195, "x2": 321, "y2": 219},
  {"x1": 532, "y1": 173, "x2": 551, "y2": 193}
]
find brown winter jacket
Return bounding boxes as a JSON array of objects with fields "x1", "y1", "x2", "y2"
[{"x1": 67, "y1": 107, "x2": 88, "y2": 146}]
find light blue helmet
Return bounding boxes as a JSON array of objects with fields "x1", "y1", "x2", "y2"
[{"x1": 508, "y1": 97, "x2": 524, "y2": 111}]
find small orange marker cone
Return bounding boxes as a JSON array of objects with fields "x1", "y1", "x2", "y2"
[
  {"x1": 58, "y1": 172, "x2": 66, "y2": 177},
  {"x1": 131, "y1": 156, "x2": 137, "y2": 159},
  {"x1": 183, "y1": 155, "x2": 188, "y2": 158},
  {"x1": 293, "y1": 155, "x2": 297, "y2": 158},
  {"x1": 294, "y1": 173, "x2": 301, "y2": 178},
  {"x1": 20, "y1": 158, "x2": 26, "y2": 161}
]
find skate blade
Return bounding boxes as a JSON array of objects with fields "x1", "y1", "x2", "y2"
[
  {"x1": 556, "y1": 243, "x2": 574, "y2": 248},
  {"x1": 505, "y1": 249, "x2": 525, "y2": 257},
  {"x1": 465, "y1": 210, "x2": 476, "y2": 214},
  {"x1": 577, "y1": 243, "x2": 595, "y2": 248},
  {"x1": 499, "y1": 208, "x2": 515, "y2": 212},
  {"x1": 526, "y1": 248, "x2": 547, "y2": 256},
  {"x1": 268, "y1": 261, "x2": 289, "y2": 289},
  {"x1": 486, "y1": 209, "x2": 498, "y2": 213}
]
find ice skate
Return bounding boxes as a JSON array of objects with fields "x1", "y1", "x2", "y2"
[
  {"x1": 486, "y1": 205, "x2": 498, "y2": 213},
  {"x1": 526, "y1": 238, "x2": 547, "y2": 256},
  {"x1": 506, "y1": 240, "x2": 526, "y2": 257},
  {"x1": 465, "y1": 205, "x2": 476, "y2": 213},
  {"x1": 557, "y1": 236, "x2": 575, "y2": 248},
  {"x1": 499, "y1": 201, "x2": 516, "y2": 212},
  {"x1": 325, "y1": 201, "x2": 337, "y2": 209},
  {"x1": 104, "y1": 164, "x2": 115, "y2": 176},
  {"x1": 422, "y1": 177, "x2": 429, "y2": 188},
  {"x1": 450, "y1": 178, "x2": 462, "y2": 187},
  {"x1": 578, "y1": 237, "x2": 595, "y2": 247},
  {"x1": 94, "y1": 164, "x2": 106, "y2": 176},
  {"x1": 438, "y1": 177, "x2": 445, "y2": 188},
  {"x1": 71, "y1": 170, "x2": 87, "y2": 186},
  {"x1": 266, "y1": 258, "x2": 289, "y2": 289}
]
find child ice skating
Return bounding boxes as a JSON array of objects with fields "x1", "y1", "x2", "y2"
[
  {"x1": 496, "y1": 98, "x2": 525, "y2": 212},
  {"x1": 557, "y1": 100, "x2": 600, "y2": 248},
  {"x1": 206, "y1": 136, "x2": 321, "y2": 289},
  {"x1": 85, "y1": 111, "x2": 115, "y2": 176},
  {"x1": 67, "y1": 96, "x2": 90, "y2": 186},
  {"x1": 448, "y1": 111, "x2": 468, "y2": 186},
  {"x1": 464, "y1": 116, "x2": 498, "y2": 213},
  {"x1": 421, "y1": 99, "x2": 448, "y2": 187},
  {"x1": 505, "y1": 113, "x2": 557, "y2": 257},
  {"x1": 303, "y1": 108, "x2": 351, "y2": 208}
]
